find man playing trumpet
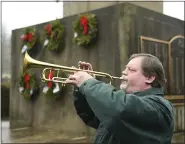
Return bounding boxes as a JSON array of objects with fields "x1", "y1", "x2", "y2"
[{"x1": 65, "y1": 53, "x2": 174, "y2": 144}]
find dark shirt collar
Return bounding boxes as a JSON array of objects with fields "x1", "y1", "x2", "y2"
[{"x1": 133, "y1": 87, "x2": 164, "y2": 97}]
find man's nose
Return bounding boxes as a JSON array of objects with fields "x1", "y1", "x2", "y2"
[{"x1": 122, "y1": 70, "x2": 127, "y2": 76}]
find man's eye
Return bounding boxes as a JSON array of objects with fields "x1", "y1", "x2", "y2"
[{"x1": 129, "y1": 68, "x2": 136, "y2": 72}]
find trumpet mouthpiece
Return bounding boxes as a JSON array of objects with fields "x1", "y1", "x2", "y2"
[{"x1": 112, "y1": 76, "x2": 123, "y2": 80}]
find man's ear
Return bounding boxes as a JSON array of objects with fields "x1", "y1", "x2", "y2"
[{"x1": 145, "y1": 76, "x2": 155, "y2": 84}]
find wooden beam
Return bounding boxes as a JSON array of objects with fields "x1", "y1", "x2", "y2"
[
  {"x1": 164, "y1": 95, "x2": 184, "y2": 100},
  {"x1": 173, "y1": 103, "x2": 184, "y2": 106}
]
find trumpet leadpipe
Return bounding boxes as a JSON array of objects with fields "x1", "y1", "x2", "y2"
[{"x1": 23, "y1": 51, "x2": 123, "y2": 84}]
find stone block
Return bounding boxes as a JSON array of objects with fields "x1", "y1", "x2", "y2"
[
  {"x1": 63, "y1": 1, "x2": 163, "y2": 17},
  {"x1": 88, "y1": 1, "x2": 118, "y2": 11}
]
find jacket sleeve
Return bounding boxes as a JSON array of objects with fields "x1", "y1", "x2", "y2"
[
  {"x1": 73, "y1": 87, "x2": 100, "y2": 129},
  {"x1": 79, "y1": 79, "x2": 165, "y2": 123}
]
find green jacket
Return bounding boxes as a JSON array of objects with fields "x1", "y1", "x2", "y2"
[{"x1": 73, "y1": 79, "x2": 174, "y2": 144}]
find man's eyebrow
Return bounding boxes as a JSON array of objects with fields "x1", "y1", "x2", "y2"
[{"x1": 126, "y1": 65, "x2": 132, "y2": 67}]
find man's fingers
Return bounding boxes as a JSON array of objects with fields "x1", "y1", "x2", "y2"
[
  {"x1": 78, "y1": 61, "x2": 93, "y2": 70},
  {"x1": 78, "y1": 61, "x2": 86, "y2": 70},
  {"x1": 68, "y1": 74, "x2": 77, "y2": 80},
  {"x1": 65, "y1": 74, "x2": 77, "y2": 85},
  {"x1": 85, "y1": 63, "x2": 93, "y2": 70},
  {"x1": 65, "y1": 79, "x2": 76, "y2": 84}
]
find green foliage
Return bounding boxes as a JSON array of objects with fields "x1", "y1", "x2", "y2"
[
  {"x1": 44, "y1": 83, "x2": 67, "y2": 100},
  {"x1": 72, "y1": 13, "x2": 98, "y2": 47},
  {"x1": 44, "y1": 19, "x2": 65, "y2": 53},
  {"x1": 20, "y1": 27, "x2": 37, "y2": 51},
  {"x1": 19, "y1": 71, "x2": 38, "y2": 100}
]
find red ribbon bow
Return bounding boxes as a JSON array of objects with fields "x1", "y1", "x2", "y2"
[
  {"x1": 21, "y1": 32, "x2": 33, "y2": 42},
  {"x1": 45, "y1": 24, "x2": 52, "y2": 36},
  {"x1": 24, "y1": 73, "x2": 30, "y2": 89},
  {"x1": 47, "y1": 69, "x2": 54, "y2": 88},
  {"x1": 80, "y1": 16, "x2": 88, "y2": 35}
]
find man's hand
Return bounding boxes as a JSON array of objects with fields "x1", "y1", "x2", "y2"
[
  {"x1": 65, "y1": 71, "x2": 94, "y2": 87},
  {"x1": 78, "y1": 61, "x2": 93, "y2": 71},
  {"x1": 78, "y1": 61, "x2": 96, "y2": 78}
]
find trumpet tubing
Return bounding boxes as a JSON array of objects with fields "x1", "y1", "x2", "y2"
[{"x1": 23, "y1": 51, "x2": 122, "y2": 84}]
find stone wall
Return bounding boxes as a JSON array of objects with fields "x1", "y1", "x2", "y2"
[
  {"x1": 63, "y1": 1, "x2": 163, "y2": 17},
  {"x1": 10, "y1": 3, "x2": 121, "y2": 137}
]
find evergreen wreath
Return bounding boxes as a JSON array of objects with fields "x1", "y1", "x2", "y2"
[
  {"x1": 43, "y1": 19, "x2": 65, "y2": 53},
  {"x1": 20, "y1": 27, "x2": 37, "y2": 54},
  {"x1": 19, "y1": 71, "x2": 38, "y2": 100},
  {"x1": 72, "y1": 13, "x2": 98, "y2": 47},
  {"x1": 42, "y1": 69, "x2": 67, "y2": 99}
]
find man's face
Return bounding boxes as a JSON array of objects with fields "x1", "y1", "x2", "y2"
[{"x1": 120, "y1": 57, "x2": 149, "y2": 93}]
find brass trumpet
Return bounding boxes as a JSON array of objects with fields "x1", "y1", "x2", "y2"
[{"x1": 23, "y1": 51, "x2": 122, "y2": 84}]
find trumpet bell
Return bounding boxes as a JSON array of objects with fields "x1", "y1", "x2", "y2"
[{"x1": 24, "y1": 51, "x2": 39, "y2": 71}]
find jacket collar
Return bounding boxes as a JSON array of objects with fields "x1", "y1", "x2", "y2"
[{"x1": 133, "y1": 87, "x2": 164, "y2": 97}]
